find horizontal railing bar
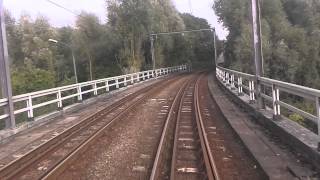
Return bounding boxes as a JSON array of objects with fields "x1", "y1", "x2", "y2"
[
  {"x1": 218, "y1": 66, "x2": 255, "y2": 80},
  {"x1": 278, "y1": 101, "x2": 317, "y2": 124},
  {"x1": 0, "y1": 114, "x2": 9, "y2": 120},
  {"x1": 61, "y1": 94, "x2": 78, "y2": 101},
  {"x1": 14, "y1": 107, "x2": 29, "y2": 115},
  {"x1": 259, "y1": 77, "x2": 320, "y2": 98},
  {"x1": 216, "y1": 66, "x2": 319, "y2": 132},
  {"x1": 32, "y1": 99, "x2": 59, "y2": 109},
  {"x1": 0, "y1": 65, "x2": 186, "y2": 126},
  {"x1": 260, "y1": 81, "x2": 315, "y2": 101},
  {"x1": 261, "y1": 93, "x2": 273, "y2": 102}
]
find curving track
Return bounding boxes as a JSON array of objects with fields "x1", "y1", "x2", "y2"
[
  {"x1": 0, "y1": 72, "x2": 266, "y2": 180},
  {"x1": 151, "y1": 73, "x2": 265, "y2": 180},
  {"x1": 151, "y1": 73, "x2": 219, "y2": 180},
  {"x1": 0, "y1": 75, "x2": 183, "y2": 180}
]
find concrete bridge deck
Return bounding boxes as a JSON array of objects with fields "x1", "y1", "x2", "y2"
[{"x1": 0, "y1": 72, "x2": 318, "y2": 179}]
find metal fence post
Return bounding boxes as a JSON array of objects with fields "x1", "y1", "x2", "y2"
[
  {"x1": 93, "y1": 83, "x2": 98, "y2": 95},
  {"x1": 272, "y1": 84, "x2": 281, "y2": 119},
  {"x1": 57, "y1": 89, "x2": 63, "y2": 109},
  {"x1": 231, "y1": 74, "x2": 235, "y2": 89},
  {"x1": 252, "y1": 81, "x2": 256, "y2": 101},
  {"x1": 137, "y1": 73, "x2": 140, "y2": 82},
  {"x1": 249, "y1": 80, "x2": 256, "y2": 103},
  {"x1": 124, "y1": 77, "x2": 127, "y2": 86},
  {"x1": 105, "y1": 80, "x2": 109, "y2": 92},
  {"x1": 116, "y1": 79, "x2": 119, "y2": 89},
  {"x1": 226, "y1": 73, "x2": 230, "y2": 86},
  {"x1": 77, "y1": 85, "x2": 82, "y2": 101},
  {"x1": 316, "y1": 97, "x2": 320, "y2": 151},
  {"x1": 131, "y1": 75, "x2": 134, "y2": 84},
  {"x1": 238, "y1": 77, "x2": 243, "y2": 96},
  {"x1": 27, "y1": 96, "x2": 34, "y2": 119}
]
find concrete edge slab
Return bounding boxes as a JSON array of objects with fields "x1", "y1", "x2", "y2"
[
  {"x1": 207, "y1": 74, "x2": 296, "y2": 179},
  {"x1": 209, "y1": 74, "x2": 320, "y2": 173}
]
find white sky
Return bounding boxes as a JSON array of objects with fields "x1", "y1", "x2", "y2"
[{"x1": 3, "y1": 0, "x2": 228, "y2": 39}]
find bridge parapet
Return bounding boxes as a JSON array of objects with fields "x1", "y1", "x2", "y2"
[
  {"x1": 216, "y1": 66, "x2": 320, "y2": 150},
  {"x1": 0, "y1": 65, "x2": 187, "y2": 130}
]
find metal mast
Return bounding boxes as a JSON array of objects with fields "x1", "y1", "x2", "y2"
[
  {"x1": 251, "y1": 0, "x2": 265, "y2": 109},
  {"x1": 0, "y1": 0, "x2": 15, "y2": 128}
]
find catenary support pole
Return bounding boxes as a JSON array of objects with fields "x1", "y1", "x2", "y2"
[
  {"x1": 151, "y1": 35, "x2": 156, "y2": 70},
  {"x1": 212, "y1": 28, "x2": 217, "y2": 67},
  {"x1": 251, "y1": 0, "x2": 265, "y2": 109},
  {"x1": 0, "y1": 0, "x2": 15, "y2": 128},
  {"x1": 71, "y1": 50, "x2": 78, "y2": 83}
]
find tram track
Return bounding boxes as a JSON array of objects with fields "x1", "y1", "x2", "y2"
[
  {"x1": 0, "y1": 75, "x2": 183, "y2": 180},
  {"x1": 151, "y1": 73, "x2": 220, "y2": 180}
]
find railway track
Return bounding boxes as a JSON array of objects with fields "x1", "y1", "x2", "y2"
[
  {"x1": 0, "y1": 75, "x2": 183, "y2": 180},
  {"x1": 151, "y1": 73, "x2": 220, "y2": 180}
]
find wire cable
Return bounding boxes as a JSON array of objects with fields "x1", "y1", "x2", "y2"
[{"x1": 45, "y1": 0, "x2": 79, "y2": 16}]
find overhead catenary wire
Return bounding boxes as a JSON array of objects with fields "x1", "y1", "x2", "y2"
[{"x1": 45, "y1": 0, "x2": 83, "y2": 17}]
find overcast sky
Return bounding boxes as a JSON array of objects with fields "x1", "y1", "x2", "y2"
[{"x1": 3, "y1": 0, "x2": 228, "y2": 39}]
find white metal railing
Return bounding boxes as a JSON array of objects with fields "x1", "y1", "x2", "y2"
[
  {"x1": 0, "y1": 65, "x2": 187, "y2": 129},
  {"x1": 216, "y1": 66, "x2": 320, "y2": 139}
]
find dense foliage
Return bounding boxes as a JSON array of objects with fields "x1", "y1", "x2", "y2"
[
  {"x1": 214, "y1": 0, "x2": 320, "y2": 89},
  {"x1": 4, "y1": 0, "x2": 215, "y2": 95},
  {"x1": 214, "y1": 0, "x2": 320, "y2": 128}
]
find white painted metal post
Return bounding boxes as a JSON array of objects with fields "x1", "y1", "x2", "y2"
[
  {"x1": 252, "y1": 81, "x2": 256, "y2": 101},
  {"x1": 105, "y1": 81, "x2": 109, "y2": 92},
  {"x1": 57, "y1": 90, "x2": 62, "y2": 109},
  {"x1": 116, "y1": 79, "x2": 119, "y2": 89},
  {"x1": 226, "y1": 73, "x2": 230, "y2": 85},
  {"x1": 143, "y1": 73, "x2": 146, "y2": 81},
  {"x1": 276, "y1": 88, "x2": 280, "y2": 114},
  {"x1": 249, "y1": 81, "x2": 256, "y2": 102},
  {"x1": 137, "y1": 73, "x2": 140, "y2": 82},
  {"x1": 231, "y1": 74, "x2": 235, "y2": 89},
  {"x1": 124, "y1": 77, "x2": 127, "y2": 86},
  {"x1": 249, "y1": 81, "x2": 253, "y2": 101},
  {"x1": 316, "y1": 96, "x2": 320, "y2": 151},
  {"x1": 77, "y1": 85, "x2": 82, "y2": 101},
  {"x1": 27, "y1": 96, "x2": 34, "y2": 119},
  {"x1": 272, "y1": 85, "x2": 277, "y2": 117},
  {"x1": 93, "y1": 83, "x2": 98, "y2": 96},
  {"x1": 131, "y1": 75, "x2": 134, "y2": 84},
  {"x1": 238, "y1": 77, "x2": 243, "y2": 96}
]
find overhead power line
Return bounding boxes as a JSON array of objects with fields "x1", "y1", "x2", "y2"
[{"x1": 45, "y1": 0, "x2": 79, "y2": 16}]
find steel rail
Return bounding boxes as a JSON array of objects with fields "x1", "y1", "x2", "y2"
[
  {"x1": 194, "y1": 75, "x2": 221, "y2": 180},
  {"x1": 0, "y1": 75, "x2": 181, "y2": 180},
  {"x1": 149, "y1": 75, "x2": 192, "y2": 180},
  {"x1": 170, "y1": 77, "x2": 199, "y2": 180},
  {"x1": 40, "y1": 75, "x2": 184, "y2": 180},
  {"x1": 169, "y1": 73, "x2": 219, "y2": 180}
]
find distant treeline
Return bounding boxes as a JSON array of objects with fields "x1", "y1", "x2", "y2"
[{"x1": 4, "y1": 0, "x2": 215, "y2": 95}]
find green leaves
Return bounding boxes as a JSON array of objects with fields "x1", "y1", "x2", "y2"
[{"x1": 214, "y1": 0, "x2": 320, "y2": 89}]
